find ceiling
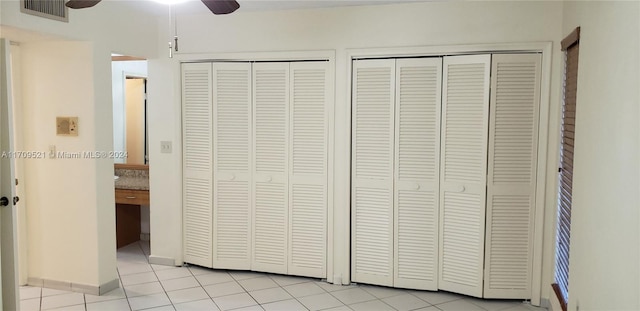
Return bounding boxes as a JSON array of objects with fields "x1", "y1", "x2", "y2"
[{"x1": 140, "y1": 0, "x2": 433, "y2": 15}]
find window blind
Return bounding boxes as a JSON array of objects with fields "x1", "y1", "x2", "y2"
[{"x1": 553, "y1": 26, "x2": 580, "y2": 311}]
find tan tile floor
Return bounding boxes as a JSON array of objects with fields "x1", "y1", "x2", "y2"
[{"x1": 19, "y1": 241, "x2": 548, "y2": 311}]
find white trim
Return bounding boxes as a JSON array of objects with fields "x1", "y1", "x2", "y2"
[
  {"x1": 149, "y1": 255, "x2": 177, "y2": 266},
  {"x1": 325, "y1": 51, "x2": 336, "y2": 284},
  {"x1": 172, "y1": 57, "x2": 184, "y2": 266},
  {"x1": 176, "y1": 50, "x2": 335, "y2": 63},
  {"x1": 347, "y1": 42, "x2": 550, "y2": 59},
  {"x1": 345, "y1": 42, "x2": 553, "y2": 301},
  {"x1": 531, "y1": 41, "x2": 553, "y2": 307},
  {"x1": 25, "y1": 277, "x2": 119, "y2": 296},
  {"x1": 98, "y1": 278, "x2": 120, "y2": 295}
]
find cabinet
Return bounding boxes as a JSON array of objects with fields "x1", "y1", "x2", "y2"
[
  {"x1": 182, "y1": 61, "x2": 330, "y2": 279},
  {"x1": 115, "y1": 189, "x2": 149, "y2": 248},
  {"x1": 351, "y1": 54, "x2": 541, "y2": 299}
]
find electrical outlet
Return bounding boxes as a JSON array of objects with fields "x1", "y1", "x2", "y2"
[{"x1": 160, "y1": 141, "x2": 172, "y2": 154}]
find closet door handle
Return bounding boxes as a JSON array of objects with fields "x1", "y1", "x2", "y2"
[
  {"x1": 229, "y1": 174, "x2": 236, "y2": 181},
  {"x1": 457, "y1": 185, "x2": 466, "y2": 193},
  {"x1": 266, "y1": 176, "x2": 272, "y2": 183},
  {"x1": 414, "y1": 183, "x2": 420, "y2": 190}
]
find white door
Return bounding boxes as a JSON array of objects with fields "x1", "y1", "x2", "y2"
[
  {"x1": 182, "y1": 63, "x2": 214, "y2": 267},
  {"x1": 288, "y1": 62, "x2": 329, "y2": 278},
  {"x1": 484, "y1": 53, "x2": 541, "y2": 299},
  {"x1": 252, "y1": 63, "x2": 289, "y2": 274},
  {"x1": 212, "y1": 62, "x2": 253, "y2": 270},
  {"x1": 438, "y1": 54, "x2": 491, "y2": 298},
  {"x1": 0, "y1": 38, "x2": 20, "y2": 311},
  {"x1": 394, "y1": 58, "x2": 442, "y2": 290},
  {"x1": 351, "y1": 59, "x2": 395, "y2": 286}
]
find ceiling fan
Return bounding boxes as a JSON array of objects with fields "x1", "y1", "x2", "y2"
[{"x1": 65, "y1": 0, "x2": 240, "y2": 15}]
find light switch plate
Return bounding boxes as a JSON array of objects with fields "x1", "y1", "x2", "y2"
[{"x1": 160, "y1": 141, "x2": 172, "y2": 154}]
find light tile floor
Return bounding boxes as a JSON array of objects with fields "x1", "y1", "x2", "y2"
[{"x1": 19, "y1": 241, "x2": 548, "y2": 311}]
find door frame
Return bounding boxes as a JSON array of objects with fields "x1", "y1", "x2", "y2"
[
  {"x1": 345, "y1": 42, "x2": 553, "y2": 305},
  {"x1": 0, "y1": 38, "x2": 20, "y2": 311},
  {"x1": 123, "y1": 74, "x2": 148, "y2": 165},
  {"x1": 175, "y1": 50, "x2": 336, "y2": 281}
]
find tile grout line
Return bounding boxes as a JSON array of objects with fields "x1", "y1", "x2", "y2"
[
  {"x1": 26, "y1": 240, "x2": 548, "y2": 311},
  {"x1": 277, "y1": 276, "x2": 331, "y2": 311},
  {"x1": 185, "y1": 263, "x2": 226, "y2": 311},
  {"x1": 142, "y1": 241, "x2": 175, "y2": 311},
  {"x1": 324, "y1": 285, "x2": 383, "y2": 310},
  {"x1": 225, "y1": 274, "x2": 261, "y2": 310},
  {"x1": 120, "y1": 241, "x2": 151, "y2": 311}
]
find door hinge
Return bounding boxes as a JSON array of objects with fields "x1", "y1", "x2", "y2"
[{"x1": 15, "y1": 178, "x2": 19, "y2": 186}]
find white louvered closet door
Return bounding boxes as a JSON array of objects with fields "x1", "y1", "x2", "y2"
[
  {"x1": 351, "y1": 59, "x2": 395, "y2": 287},
  {"x1": 394, "y1": 58, "x2": 442, "y2": 290},
  {"x1": 484, "y1": 54, "x2": 541, "y2": 299},
  {"x1": 438, "y1": 55, "x2": 491, "y2": 298},
  {"x1": 182, "y1": 63, "x2": 214, "y2": 268},
  {"x1": 212, "y1": 62, "x2": 252, "y2": 270},
  {"x1": 288, "y1": 62, "x2": 329, "y2": 278},
  {"x1": 252, "y1": 63, "x2": 289, "y2": 274}
]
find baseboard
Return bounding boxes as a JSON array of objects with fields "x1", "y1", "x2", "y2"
[
  {"x1": 99, "y1": 278, "x2": 120, "y2": 295},
  {"x1": 26, "y1": 277, "x2": 120, "y2": 296},
  {"x1": 540, "y1": 298, "x2": 551, "y2": 309},
  {"x1": 149, "y1": 255, "x2": 176, "y2": 266},
  {"x1": 27, "y1": 277, "x2": 43, "y2": 287}
]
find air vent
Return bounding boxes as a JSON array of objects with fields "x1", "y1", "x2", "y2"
[{"x1": 20, "y1": 0, "x2": 68, "y2": 22}]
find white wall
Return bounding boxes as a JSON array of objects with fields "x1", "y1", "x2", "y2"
[
  {"x1": 19, "y1": 41, "x2": 106, "y2": 286},
  {"x1": 0, "y1": 1, "x2": 160, "y2": 59},
  {"x1": 111, "y1": 61, "x2": 147, "y2": 164},
  {"x1": 559, "y1": 1, "x2": 640, "y2": 310},
  {"x1": 147, "y1": 0, "x2": 564, "y2": 299},
  {"x1": 1, "y1": 0, "x2": 160, "y2": 289}
]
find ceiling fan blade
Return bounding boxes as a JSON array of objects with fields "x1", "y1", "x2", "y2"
[
  {"x1": 200, "y1": 0, "x2": 240, "y2": 15},
  {"x1": 65, "y1": 0, "x2": 102, "y2": 9}
]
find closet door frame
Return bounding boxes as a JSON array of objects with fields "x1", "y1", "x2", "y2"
[
  {"x1": 178, "y1": 50, "x2": 336, "y2": 282},
  {"x1": 345, "y1": 42, "x2": 553, "y2": 305}
]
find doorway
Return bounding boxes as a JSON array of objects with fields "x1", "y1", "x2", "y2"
[
  {"x1": 112, "y1": 56, "x2": 150, "y2": 250},
  {"x1": 125, "y1": 76, "x2": 147, "y2": 165}
]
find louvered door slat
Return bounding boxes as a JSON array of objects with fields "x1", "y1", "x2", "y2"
[
  {"x1": 182, "y1": 63, "x2": 213, "y2": 267},
  {"x1": 394, "y1": 58, "x2": 442, "y2": 290},
  {"x1": 213, "y1": 63, "x2": 252, "y2": 269},
  {"x1": 288, "y1": 62, "x2": 328, "y2": 278},
  {"x1": 484, "y1": 54, "x2": 541, "y2": 299},
  {"x1": 351, "y1": 59, "x2": 395, "y2": 286},
  {"x1": 252, "y1": 63, "x2": 289, "y2": 274},
  {"x1": 439, "y1": 55, "x2": 491, "y2": 298}
]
